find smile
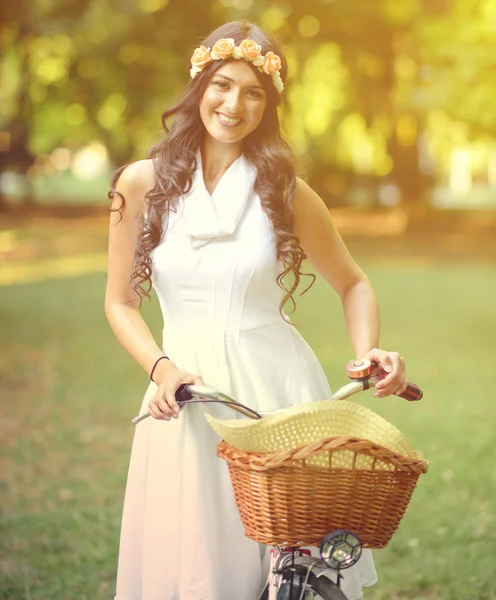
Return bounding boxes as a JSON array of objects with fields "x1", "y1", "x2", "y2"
[{"x1": 216, "y1": 112, "x2": 244, "y2": 127}]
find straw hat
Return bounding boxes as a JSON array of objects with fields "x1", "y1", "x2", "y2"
[{"x1": 206, "y1": 399, "x2": 420, "y2": 470}]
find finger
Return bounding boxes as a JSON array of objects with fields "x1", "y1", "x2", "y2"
[
  {"x1": 393, "y1": 383, "x2": 409, "y2": 397},
  {"x1": 149, "y1": 401, "x2": 170, "y2": 421},
  {"x1": 152, "y1": 396, "x2": 172, "y2": 420},
  {"x1": 374, "y1": 378, "x2": 396, "y2": 396},
  {"x1": 148, "y1": 396, "x2": 162, "y2": 420},
  {"x1": 381, "y1": 351, "x2": 401, "y2": 374},
  {"x1": 148, "y1": 403, "x2": 160, "y2": 419},
  {"x1": 179, "y1": 373, "x2": 206, "y2": 394},
  {"x1": 375, "y1": 383, "x2": 401, "y2": 398},
  {"x1": 376, "y1": 373, "x2": 402, "y2": 394},
  {"x1": 376, "y1": 370, "x2": 408, "y2": 397},
  {"x1": 375, "y1": 370, "x2": 397, "y2": 390},
  {"x1": 363, "y1": 348, "x2": 393, "y2": 373},
  {"x1": 384, "y1": 356, "x2": 406, "y2": 388},
  {"x1": 374, "y1": 383, "x2": 392, "y2": 398},
  {"x1": 391, "y1": 354, "x2": 405, "y2": 375},
  {"x1": 176, "y1": 373, "x2": 205, "y2": 406},
  {"x1": 157, "y1": 389, "x2": 177, "y2": 418},
  {"x1": 164, "y1": 388, "x2": 181, "y2": 416},
  {"x1": 374, "y1": 352, "x2": 394, "y2": 373},
  {"x1": 181, "y1": 372, "x2": 204, "y2": 386},
  {"x1": 376, "y1": 353, "x2": 404, "y2": 385}
]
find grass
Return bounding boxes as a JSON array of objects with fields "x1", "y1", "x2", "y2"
[{"x1": 1, "y1": 260, "x2": 495, "y2": 599}]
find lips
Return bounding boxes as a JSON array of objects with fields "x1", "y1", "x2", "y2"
[{"x1": 215, "y1": 112, "x2": 244, "y2": 127}]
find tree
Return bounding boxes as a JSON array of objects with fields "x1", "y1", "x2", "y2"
[
  {"x1": 1, "y1": 0, "x2": 493, "y2": 210},
  {"x1": 0, "y1": 0, "x2": 225, "y2": 206}
]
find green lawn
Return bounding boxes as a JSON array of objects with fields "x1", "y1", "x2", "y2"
[{"x1": 1, "y1": 262, "x2": 495, "y2": 599}]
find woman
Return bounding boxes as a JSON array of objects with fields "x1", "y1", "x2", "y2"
[{"x1": 106, "y1": 20, "x2": 408, "y2": 600}]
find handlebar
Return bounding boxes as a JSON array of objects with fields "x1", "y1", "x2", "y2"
[
  {"x1": 132, "y1": 361, "x2": 423, "y2": 425},
  {"x1": 346, "y1": 359, "x2": 423, "y2": 402},
  {"x1": 132, "y1": 385, "x2": 263, "y2": 424}
]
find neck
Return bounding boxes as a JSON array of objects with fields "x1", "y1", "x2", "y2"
[{"x1": 200, "y1": 136, "x2": 243, "y2": 182}]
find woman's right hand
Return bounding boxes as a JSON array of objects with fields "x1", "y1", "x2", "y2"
[{"x1": 148, "y1": 360, "x2": 205, "y2": 421}]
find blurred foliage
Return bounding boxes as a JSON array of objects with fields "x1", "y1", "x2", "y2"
[
  {"x1": 0, "y1": 0, "x2": 221, "y2": 168},
  {"x1": 0, "y1": 0, "x2": 495, "y2": 206}
]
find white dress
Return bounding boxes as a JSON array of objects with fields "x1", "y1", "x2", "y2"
[{"x1": 114, "y1": 154, "x2": 377, "y2": 600}]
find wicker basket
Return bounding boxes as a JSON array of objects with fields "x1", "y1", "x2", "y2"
[{"x1": 209, "y1": 401, "x2": 429, "y2": 548}]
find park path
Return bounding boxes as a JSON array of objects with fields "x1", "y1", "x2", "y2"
[
  {"x1": 1, "y1": 209, "x2": 494, "y2": 286},
  {"x1": 0, "y1": 214, "x2": 109, "y2": 286}
]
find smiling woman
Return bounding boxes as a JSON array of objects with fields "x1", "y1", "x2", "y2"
[
  {"x1": 200, "y1": 64, "x2": 266, "y2": 145},
  {"x1": 105, "y1": 19, "x2": 410, "y2": 600},
  {"x1": 111, "y1": 21, "x2": 303, "y2": 315},
  {"x1": 199, "y1": 62, "x2": 267, "y2": 192}
]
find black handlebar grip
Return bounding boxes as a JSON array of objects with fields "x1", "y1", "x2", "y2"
[
  {"x1": 175, "y1": 384, "x2": 193, "y2": 404},
  {"x1": 397, "y1": 383, "x2": 423, "y2": 402}
]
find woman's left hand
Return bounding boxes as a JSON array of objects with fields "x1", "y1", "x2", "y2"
[{"x1": 360, "y1": 348, "x2": 407, "y2": 398}]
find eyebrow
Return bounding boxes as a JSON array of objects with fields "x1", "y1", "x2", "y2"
[{"x1": 213, "y1": 73, "x2": 265, "y2": 91}]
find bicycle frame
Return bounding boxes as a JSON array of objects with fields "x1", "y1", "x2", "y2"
[{"x1": 263, "y1": 547, "x2": 335, "y2": 600}]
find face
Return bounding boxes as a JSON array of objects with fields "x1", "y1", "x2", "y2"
[{"x1": 199, "y1": 60, "x2": 267, "y2": 147}]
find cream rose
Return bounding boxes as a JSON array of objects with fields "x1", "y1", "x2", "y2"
[
  {"x1": 239, "y1": 39, "x2": 262, "y2": 61},
  {"x1": 211, "y1": 38, "x2": 236, "y2": 60},
  {"x1": 191, "y1": 46, "x2": 212, "y2": 69},
  {"x1": 261, "y1": 51, "x2": 282, "y2": 75}
]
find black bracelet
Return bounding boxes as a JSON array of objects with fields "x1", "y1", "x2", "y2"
[{"x1": 150, "y1": 355, "x2": 170, "y2": 383}]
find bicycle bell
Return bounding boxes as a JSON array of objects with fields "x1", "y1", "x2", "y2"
[
  {"x1": 346, "y1": 359, "x2": 374, "y2": 380},
  {"x1": 320, "y1": 530, "x2": 362, "y2": 570}
]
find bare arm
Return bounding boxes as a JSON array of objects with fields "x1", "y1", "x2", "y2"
[
  {"x1": 293, "y1": 178, "x2": 379, "y2": 357},
  {"x1": 105, "y1": 160, "x2": 204, "y2": 418},
  {"x1": 105, "y1": 160, "x2": 164, "y2": 373},
  {"x1": 293, "y1": 178, "x2": 406, "y2": 396}
]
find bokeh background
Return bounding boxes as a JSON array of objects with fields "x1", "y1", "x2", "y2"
[{"x1": 1, "y1": 0, "x2": 495, "y2": 599}]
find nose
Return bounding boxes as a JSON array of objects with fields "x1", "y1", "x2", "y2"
[{"x1": 224, "y1": 88, "x2": 244, "y2": 114}]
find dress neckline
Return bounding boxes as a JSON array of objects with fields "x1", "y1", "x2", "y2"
[
  {"x1": 181, "y1": 152, "x2": 257, "y2": 249},
  {"x1": 197, "y1": 152, "x2": 243, "y2": 199}
]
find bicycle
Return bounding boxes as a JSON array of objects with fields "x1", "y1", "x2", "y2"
[{"x1": 133, "y1": 359, "x2": 425, "y2": 600}]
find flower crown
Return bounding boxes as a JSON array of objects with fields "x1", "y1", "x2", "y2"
[{"x1": 190, "y1": 38, "x2": 284, "y2": 94}]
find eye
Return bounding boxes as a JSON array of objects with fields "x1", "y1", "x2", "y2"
[
  {"x1": 213, "y1": 80, "x2": 229, "y2": 90},
  {"x1": 246, "y1": 89, "x2": 264, "y2": 99}
]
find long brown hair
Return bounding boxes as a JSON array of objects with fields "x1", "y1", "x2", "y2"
[{"x1": 109, "y1": 20, "x2": 314, "y2": 316}]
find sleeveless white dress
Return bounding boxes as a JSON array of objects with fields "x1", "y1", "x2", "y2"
[{"x1": 114, "y1": 154, "x2": 377, "y2": 600}]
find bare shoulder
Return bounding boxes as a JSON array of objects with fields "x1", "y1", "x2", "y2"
[
  {"x1": 293, "y1": 176, "x2": 332, "y2": 224},
  {"x1": 110, "y1": 159, "x2": 156, "y2": 220},
  {"x1": 295, "y1": 176, "x2": 312, "y2": 198},
  {"x1": 115, "y1": 159, "x2": 155, "y2": 199}
]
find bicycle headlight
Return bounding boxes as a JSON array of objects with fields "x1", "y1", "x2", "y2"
[{"x1": 320, "y1": 530, "x2": 362, "y2": 570}]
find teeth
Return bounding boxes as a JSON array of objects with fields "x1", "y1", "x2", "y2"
[{"x1": 217, "y1": 113, "x2": 242, "y2": 125}]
